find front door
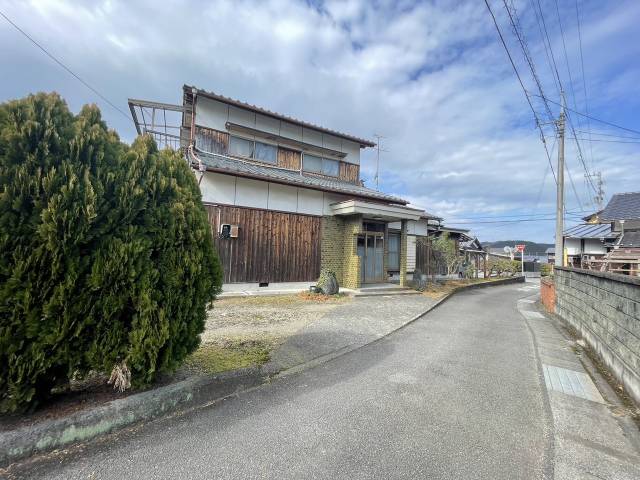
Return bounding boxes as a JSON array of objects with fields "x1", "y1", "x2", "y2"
[{"x1": 358, "y1": 233, "x2": 385, "y2": 283}]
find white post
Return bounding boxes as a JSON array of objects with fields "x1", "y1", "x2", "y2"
[{"x1": 521, "y1": 247, "x2": 525, "y2": 276}]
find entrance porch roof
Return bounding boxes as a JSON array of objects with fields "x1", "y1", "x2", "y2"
[{"x1": 330, "y1": 200, "x2": 424, "y2": 221}]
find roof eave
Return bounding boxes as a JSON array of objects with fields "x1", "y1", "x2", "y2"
[{"x1": 199, "y1": 164, "x2": 408, "y2": 206}]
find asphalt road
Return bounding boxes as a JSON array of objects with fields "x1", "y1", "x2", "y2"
[{"x1": 19, "y1": 284, "x2": 552, "y2": 479}]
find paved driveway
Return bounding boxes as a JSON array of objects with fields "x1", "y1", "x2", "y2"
[{"x1": 18, "y1": 283, "x2": 554, "y2": 479}]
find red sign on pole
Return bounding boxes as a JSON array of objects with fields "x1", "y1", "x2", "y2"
[{"x1": 515, "y1": 244, "x2": 525, "y2": 252}]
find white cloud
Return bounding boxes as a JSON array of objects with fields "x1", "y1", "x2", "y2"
[{"x1": 1, "y1": 0, "x2": 638, "y2": 242}]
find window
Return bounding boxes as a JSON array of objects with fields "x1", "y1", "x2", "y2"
[
  {"x1": 322, "y1": 158, "x2": 339, "y2": 177},
  {"x1": 254, "y1": 141, "x2": 277, "y2": 164},
  {"x1": 303, "y1": 154, "x2": 323, "y2": 173},
  {"x1": 229, "y1": 136, "x2": 254, "y2": 158},
  {"x1": 303, "y1": 154, "x2": 340, "y2": 177}
]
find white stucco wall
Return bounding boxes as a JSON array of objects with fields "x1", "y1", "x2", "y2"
[
  {"x1": 388, "y1": 219, "x2": 430, "y2": 236},
  {"x1": 564, "y1": 237, "x2": 607, "y2": 256},
  {"x1": 195, "y1": 96, "x2": 362, "y2": 165},
  {"x1": 199, "y1": 171, "x2": 349, "y2": 216}
]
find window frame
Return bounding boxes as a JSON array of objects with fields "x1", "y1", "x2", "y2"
[{"x1": 303, "y1": 153, "x2": 340, "y2": 177}]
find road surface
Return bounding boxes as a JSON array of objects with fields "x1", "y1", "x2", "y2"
[{"x1": 18, "y1": 283, "x2": 554, "y2": 479}]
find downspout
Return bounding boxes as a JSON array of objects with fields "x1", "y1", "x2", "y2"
[{"x1": 187, "y1": 88, "x2": 206, "y2": 185}]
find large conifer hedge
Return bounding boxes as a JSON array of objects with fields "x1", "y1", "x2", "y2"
[{"x1": 0, "y1": 93, "x2": 222, "y2": 413}]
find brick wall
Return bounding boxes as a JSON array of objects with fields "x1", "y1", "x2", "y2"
[
  {"x1": 320, "y1": 216, "x2": 346, "y2": 285},
  {"x1": 540, "y1": 277, "x2": 555, "y2": 313},
  {"x1": 554, "y1": 267, "x2": 640, "y2": 404}
]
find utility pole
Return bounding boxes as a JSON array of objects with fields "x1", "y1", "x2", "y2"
[{"x1": 554, "y1": 91, "x2": 566, "y2": 268}]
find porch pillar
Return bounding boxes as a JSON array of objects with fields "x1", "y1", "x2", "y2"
[{"x1": 399, "y1": 219, "x2": 408, "y2": 287}]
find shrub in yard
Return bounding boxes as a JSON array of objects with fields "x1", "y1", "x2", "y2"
[{"x1": 0, "y1": 93, "x2": 222, "y2": 412}]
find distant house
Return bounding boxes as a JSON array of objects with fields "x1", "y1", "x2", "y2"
[
  {"x1": 561, "y1": 191, "x2": 640, "y2": 275},
  {"x1": 129, "y1": 86, "x2": 443, "y2": 289},
  {"x1": 545, "y1": 247, "x2": 555, "y2": 264}
]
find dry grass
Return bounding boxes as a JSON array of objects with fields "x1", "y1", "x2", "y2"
[{"x1": 184, "y1": 339, "x2": 275, "y2": 374}]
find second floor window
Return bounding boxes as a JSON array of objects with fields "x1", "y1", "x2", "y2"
[
  {"x1": 229, "y1": 136, "x2": 254, "y2": 158},
  {"x1": 228, "y1": 136, "x2": 277, "y2": 164},
  {"x1": 254, "y1": 141, "x2": 277, "y2": 164},
  {"x1": 303, "y1": 154, "x2": 339, "y2": 177}
]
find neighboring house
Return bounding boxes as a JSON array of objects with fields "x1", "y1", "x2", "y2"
[
  {"x1": 545, "y1": 247, "x2": 555, "y2": 264},
  {"x1": 562, "y1": 223, "x2": 616, "y2": 268},
  {"x1": 561, "y1": 191, "x2": 640, "y2": 276},
  {"x1": 129, "y1": 86, "x2": 430, "y2": 289}
]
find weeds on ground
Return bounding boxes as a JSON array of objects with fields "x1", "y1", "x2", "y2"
[{"x1": 184, "y1": 339, "x2": 275, "y2": 374}]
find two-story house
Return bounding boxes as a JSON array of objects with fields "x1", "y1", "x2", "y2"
[{"x1": 130, "y1": 85, "x2": 427, "y2": 289}]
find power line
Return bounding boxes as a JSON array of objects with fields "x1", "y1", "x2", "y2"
[
  {"x1": 533, "y1": 94, "x2": 640, "y2": 136},
  {"x1": 484, "y1": 0, "x2": 557, "y2": 184},
  {"x1": 446, "y1": 210, "x2": 583, "y2": 221},
  {"x1": 0, "y1": 9, "x2": 133, "y2": 124},
  {"x1": 532, "y1": 1, "x2": 595, "y2": 199},
  {"x1": 571, "y1": 137, "x2": 640, "y2": 144},
  {"x1": 576, "y1": 130, "x2": 640, "y2": 141},
  {"x1": 574, "y1": 0, "x2": 595, "y2": 170},
  {"x1": 503, "y1": 0, "x2": 555, "y2": 122},
  {"x1": 446, "y1": 216, "x2": 582, "y2": 225}
]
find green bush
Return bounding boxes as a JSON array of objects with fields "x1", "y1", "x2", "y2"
[
  {"x1": 0, "y1": 93, "x2": 222, "y2": 412},
  {"x1": 540, "y1": 263, "x2": 552, "y2": 277}
]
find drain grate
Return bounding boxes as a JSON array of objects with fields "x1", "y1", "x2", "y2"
[{"x1": 543, "y1": 364, "x2": 605, "y2": 403}]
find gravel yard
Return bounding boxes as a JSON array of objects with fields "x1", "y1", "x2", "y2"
[{"x1": 184, "y1": 293, "x2": 351, "y2": 374}]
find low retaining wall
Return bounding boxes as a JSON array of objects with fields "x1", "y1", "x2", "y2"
[{"x1": 554, "y1": 267, "x2": 640, "y2": 404}]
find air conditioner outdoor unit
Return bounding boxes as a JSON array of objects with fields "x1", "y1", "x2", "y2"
[{"x1": 220, "y1": 224, "x2": 239, "y2": 238}]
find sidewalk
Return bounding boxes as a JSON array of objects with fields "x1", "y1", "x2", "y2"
[
  {"x1": 264, "y1": 294, "x2": 438, "y2": 374},
  {"x1": 517, "y1": 289, "x2": 640, "y2": 479}
]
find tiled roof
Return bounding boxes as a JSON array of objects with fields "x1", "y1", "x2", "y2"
[
  {"x1": 600, "y1": 192, "x2": 640, "y2": 221},
  {"x1": 563, "y1": 223, "x2": 615, "y2": 239},
  {"x1": 186, "y1": 85, "x2": 376, "y2": 147},
  {"x1": 545, "y1": 247, "x2": 555, "y2": 254},
  {"x1": 194, "y1": 149, "x2": 407, "y2": 204},
  {"x1": 618, "y1": 231, "x2": 640, "y2": 248}
]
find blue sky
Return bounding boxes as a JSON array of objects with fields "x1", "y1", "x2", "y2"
[{"x1": 1, "y1": 0, "x2": 639, "y2": 243}]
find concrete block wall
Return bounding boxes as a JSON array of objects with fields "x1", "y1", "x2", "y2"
[
  {"x1": 554, "y1": 267, "x2": 640, "y2": 404},
  {"x1": 320, "y1": 216, "x2": 346, "y2": 286}
]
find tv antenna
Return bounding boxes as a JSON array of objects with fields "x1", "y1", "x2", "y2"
[{"x1": 372, "y1": 133, "x2": 389, "y2": 191}]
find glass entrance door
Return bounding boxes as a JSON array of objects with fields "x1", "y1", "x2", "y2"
[{"x1": 358, "y1": 233, "x2": 385, "y2": 283}]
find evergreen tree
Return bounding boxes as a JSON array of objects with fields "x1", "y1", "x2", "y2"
[{"x1": 0, "y1": 93, "x2": 222, "y2": 412}]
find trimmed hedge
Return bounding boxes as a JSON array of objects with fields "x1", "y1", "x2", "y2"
[{"x1": 0, "y1": 93, "x2": 222, "y2": 412}]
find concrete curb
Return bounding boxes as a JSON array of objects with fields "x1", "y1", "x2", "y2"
[
  {"x1": 1, "y1": 275, "x2": 523, "y2": 467},
  {"x1": 0, "y1": 367, "x2": 264, "y2": 466}
]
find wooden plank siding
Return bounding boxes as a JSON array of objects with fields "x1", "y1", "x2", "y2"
[
  {"x1": 339, "y1": 162, "x2": 360, "y2": 184},
  {"x1": 195, "y1": 126, "x2": 229, "y2": 154},
  {"x1": 205, "y1": 204, "x2": 321, "y2": 283},
  {"x1": 277, "y1": 147, "x2": 301, "y2": 170}
]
